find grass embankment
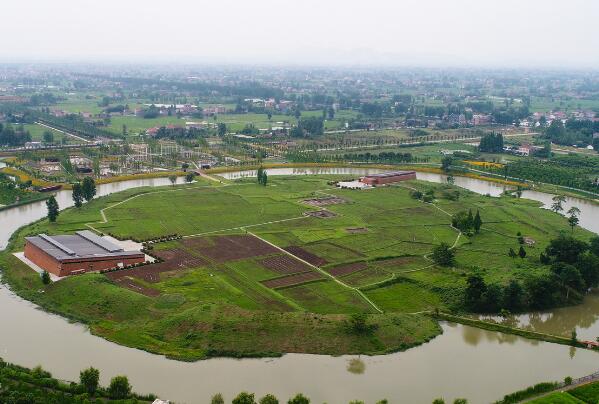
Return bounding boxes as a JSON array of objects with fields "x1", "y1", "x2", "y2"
[{"x1": 0, "y1": 174, "x2": 590, "y2": 360}]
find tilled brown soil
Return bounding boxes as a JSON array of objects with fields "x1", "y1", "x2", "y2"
[
  {"x1": 261, "y1": 271, "x2": 324, "y2": 289},
  {"x1": 283, "y1": 246, "x2": 328, "y2": 266},
  {"x1": 259, "y1": 254, "x2": 312, "y2": 275},
  {"x1": 182, "y1": 234, "x2": 279, "y2": 262},
  {"x1": 326, "y1": 261, "x2": 368, "y2": 277},
  {"x1": 106, "y1": 248, "x2": 207, "y2": 295}
]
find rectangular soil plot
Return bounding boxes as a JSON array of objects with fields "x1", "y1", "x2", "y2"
[
  {"x1": 262, "y1": 271, "x2": 325, "y2": 289},
  {"x1": 260, "y1": 255, "x2": 312, "y2": 275},
  {"x1": 106, "y1": 248, "x2": 206, "y2": 286},
  {"x1": 327, "y1": 261, "x2": 368, "y2": 277},
  {"x1": 183, "y1": 234, "x2": 279, "y2": 262},
  {"x1": 284, "y1": 246, "x2": 328, "y2": 267}
]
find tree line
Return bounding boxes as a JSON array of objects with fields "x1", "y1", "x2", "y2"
[{"x1": 465, "y1": 233, "x2": 599, "y2": 312}]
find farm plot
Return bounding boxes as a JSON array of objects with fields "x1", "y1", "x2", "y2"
[
  {"x1": 106, "y1": 247, "x2": 207, "y2": 295},
  {"x1": 302, "y1": 196, "x2": 347, "y2": 207},
  {"x1": 182, "y1": 234, "x2": 279, "y2": 263},
  {"x1": 259, "y1": 255, "x2": 312, "y2": 275},
  {"x1": 262, "y1": 271, "x2": 324, "y2": 289},
  {"x1": 326, "y1": 261, "x2": 368, "y2": 277},
  {"x1": 284, "y1": 246, "x2": 328, "y2": 266}
]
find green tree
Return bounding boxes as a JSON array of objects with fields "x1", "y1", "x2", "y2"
[
  {"x1": 453, "y1": 400, "x2": 468, "y2": 404},
  {"x1": 259, "y1": 394, "x2": 279, "y2": 404},
  {"x1": 217, "y1": 123, "x2": 227, "y2": 136},
  {"x1": 168, "y1": 175, "x2": 177, "y2": 186},
  {"x1": 545, "y1": 233, "x2": 588, "y2": 264},
  {"x1": 465, "y1": 274, "x2": 487, "y2": 310},
  {"x1": 508, "y1": 248, "x2": 517, "y2": 258},
  {"x1": 72, "y1": 182, "x2": 84, "y2": 208},
  {"x1": 518, "y1": 246, "x2": 527, "y2": 259},
  {"x1": 46, "y1": 196, "x2": 59, "y2": 222},
  {"x1": 92, "y1": 158, "x2": 100, "y2": 178},
  {"x1": 108, "y1": 375, "x2": 131, "y2": 399},
  {"x1": 515, "y1": 186, "x2": 523, "y2": 198},
  {"x1": 432, "y1": 399, "x2": 446, "y2": 404},
  {"x1": 185, "y1": 172, "x2": 195, "y2": 183},
  {"x1": 287, "y1": 393, "x2": 310, "y2": 404},
  {"x1": 233, "y1": 392, "x2": 256, "y2": 404},
  {"x1": 41, "y1": 270, "x2": 51, "y2": 285},
  {"x1": 262, "y1": 171, "x2": 268, "y2": 186},
  {"x1": 79, "y1": 367, "x2": 100, "y2": 395},
  {"x1": 551, "y1": 195, "x2": 566, "y2": 214},
  {"x1": 42, "y1": 130, "x2": 54, "y2": 143},
  {"x1": 571, "y1": 329, "x2": 578, "y2": 345},
  {"x1": 567, "y1": 206, "x2": 580, "y2": 233},
  {"x1": 503, "y1": 280, "x2": 523, "y2": 311},
  {"x1": 81, "y1": 177, "x2": 96, "y2": 202},
  {"x1": 431, "y1": 243, "x2": 455, "y2": 266},
  {"x1": 257, "y1": 166, "x2": 264, "y2": 185},
  {"x1": 473, "y1": 210, "x2": 482, "y2": 233},
  {"x1": 181, "y1": 163, "x2": 189, "y2": 172},
  {"x1": 441, "y1": 156, "x2": 452, "y2": 172},
  {"x1": 211, "y1": 393, "x2": 225, "y2": 404},
  {"x1": 347, "y1": 313, "x2": 376, "y2": 334}
]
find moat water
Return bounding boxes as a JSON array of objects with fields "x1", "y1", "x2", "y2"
[{"x1": 1, "y1": 166, "x2": 599, "y2": 403}]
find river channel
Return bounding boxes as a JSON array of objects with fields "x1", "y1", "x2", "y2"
[{"x1": 1, "y1": 165, "x2": 599, "y2": 403}]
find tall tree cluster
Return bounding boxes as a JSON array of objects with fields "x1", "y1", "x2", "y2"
[{"x1": 478, "y1": 132, "x2": 504, "y2": 153}]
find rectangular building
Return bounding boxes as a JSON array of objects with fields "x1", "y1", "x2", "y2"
[
  {"x1": 360, "y1": 171, "x2": 417, "y2": 186},
  {"x1": 24, "y1": 231, "x2": 145, "y2": 277}
]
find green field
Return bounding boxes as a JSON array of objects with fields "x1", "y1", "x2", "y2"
[
  {"x1": 14, "y1": 123, "x2": 68, "y2": 143},
  {"x1": 1, "y1": 173, "x2": 590, "y2": 360}
]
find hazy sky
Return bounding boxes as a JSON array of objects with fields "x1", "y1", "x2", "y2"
[{"x1": 2, "y1": 0, "x2": 598, "y2": 68}]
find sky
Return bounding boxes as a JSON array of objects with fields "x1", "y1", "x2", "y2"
[{"x1": 2, "y1": 0, "x2": 598, "y2": 68}]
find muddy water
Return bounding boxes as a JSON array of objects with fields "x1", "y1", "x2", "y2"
[
  {"x1": 0, "y1": 176, "x2": 188, "y2": 249},
  {"x1": 1, "y1": 285, "x2": 597, "y2": 404},
  {"x1": 2, "y1": 166, "x2": 599, "y2": 403}
]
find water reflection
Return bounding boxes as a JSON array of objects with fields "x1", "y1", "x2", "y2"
[
  {"x1": 0, "y1": 281, "x2": 596, "y2": 404},
  {"x1": 477, "y1": 293, "x2": 599, "y2": 341},
  {"x1": 346, "y1": 358, "x2": 366, "y2": 374}
]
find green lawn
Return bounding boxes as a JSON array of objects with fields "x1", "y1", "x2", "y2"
[{"x1": 14, "y1": 123, "x2": 67, "y2": 143}]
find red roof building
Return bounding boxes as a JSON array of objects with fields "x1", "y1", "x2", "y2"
[{"x1": 359, "y1": 171, "x2": 417, "y2": 186}]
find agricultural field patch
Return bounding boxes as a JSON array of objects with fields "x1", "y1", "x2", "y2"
[
  {"x1": 326, "y1": 261, "x2": 368, "y2": 277},
  {"x1": 284, "y1": 245, "x2": 328, "y2": 266},
  {"x1": 259, "y1": 254, "x2": 312, "y2": 275},
  {"x1": 304, "y1": 210, "x2": 337, "y2": 218},
  {"x1": 261, "y1": 271, "x2": 324, "y2": 289},
  {"x1": 302, "y1": 196, "x2": 347, "y2": 207},
  {"x1": 182, "y1": 234, "x2": 278, "y2": 262}
]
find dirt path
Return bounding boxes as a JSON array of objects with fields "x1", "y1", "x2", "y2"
[{"x1": 246, "y1": 230, "x2": 384, "y2": 314}]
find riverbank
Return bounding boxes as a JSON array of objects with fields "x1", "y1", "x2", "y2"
[
  {"x1": 207, "y1": 162, "x2": 527, "y2": 187},
  {"x1": 1, "y1": 168, "x2": 599, "y2": 402},
  {"x1": 1, "y1": 170, "x2": 592, "y2": 362},
  {"x1": 0, "y1": 178, "x2": 444, "y2": 361}
]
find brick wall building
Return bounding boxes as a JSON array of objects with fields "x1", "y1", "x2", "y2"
[
  {"x1": 24, "y1": 231, "x2": 145, "y2": 277},
  {"x1": 360, "y1": 171, "x2": 417, "y2": 186}
]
